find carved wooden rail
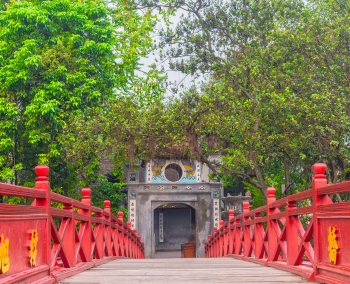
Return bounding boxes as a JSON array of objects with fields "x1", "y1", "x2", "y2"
[
  {"x1": 205, "y1": 163, "x2": 350, "y2": 284},
  {"x1": 0, "y1": 165, "x2": 144, "y2": 284}
]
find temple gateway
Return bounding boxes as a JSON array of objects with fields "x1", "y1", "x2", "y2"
[{"x1": 127, "y1": 157, "x2": 222, "y2": 258}]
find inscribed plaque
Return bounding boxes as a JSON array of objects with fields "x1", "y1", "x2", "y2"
[{"x1": 159, "y1": 213, "x2": 164, "y2": 242}]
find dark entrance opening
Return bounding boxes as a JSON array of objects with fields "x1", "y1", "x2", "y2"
[{"x1": 154, "y1": 203, "x2": 196, "y2": 258}]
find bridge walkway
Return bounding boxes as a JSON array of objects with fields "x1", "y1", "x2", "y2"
[{"x1": 60, "y1": 258, "x2": 316, "y2": 284}]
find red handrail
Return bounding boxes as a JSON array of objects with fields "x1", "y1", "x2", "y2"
[
  {"x1": 0, "y1": 165, "x2": 144, "y2": 284},
  {"x1": 205, "y1": 163, "x2": 350, "y2": 284}
]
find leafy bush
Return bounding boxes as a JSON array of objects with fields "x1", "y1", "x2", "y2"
[{"x1": 91, "y1": 180, "x2": 127, "y2": 220}]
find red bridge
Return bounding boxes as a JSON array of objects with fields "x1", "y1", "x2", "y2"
[
  {"x1": 206, "y1": 163, "x2": 349, "y2": 284},
  {"x1": 0, "y1": 163, "x2": 349, "y2": 283},
  {"x1": 0, "y1": 165, "x2": 144, "y2": 284}
]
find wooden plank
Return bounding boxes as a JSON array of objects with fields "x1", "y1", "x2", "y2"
[
  {"x1": 0, "y1": 203, "x2": 46, "y2": 215},
  {"x1": 318, "y1": 181, "x2": 350, "y2": 195},
  {"x1": 60, "y1": 258, "x2": 316, "y2": 283},
  {"x1": 0, "y1": 183, "x2": 46, "y2": 198}
]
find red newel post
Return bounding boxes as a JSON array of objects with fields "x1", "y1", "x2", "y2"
[
  {"x1": 228, "y1": 210, "x2": 234, "y2": 255},
  {"x1": 254, "y1": 210, "x2": 263, "y2": 259},
  {"x1": 208, "y1": 235, "x2": 212, "y2": 258},
  {"x1": 138, "y1": 236, "x2": 141, "y2": 259},
  {"x1": 62, "y1": 201, "x2": 74, "y2": 267},
  {"x1": 267, "y1": 187, "x2": 277, "y2": 262},
  {"x1": 287, "y1": 200, "x2": 297, "y2": 265},
  {"x1": 81, "y1": 188, "x2": 92, "y2": 261},
  {"x1": 223, "y1": 223, "x2": 228, "y2": 256},
  {"x1": 133, "y1": 229, "x2": 137, "y2": 259},
  {"x1": 118, "y1": 211, "x2": 124, "y2": 222},
  {"x1": 219, "y1": 220, "x2": 223, "y2": 257},
  {"x1": 104, "y1": 200, "x2": 112, "y2": 257},
  {"x1": 34, "y1": 165, "x2": 51, "y2": 268},
  {"x1": 234, "y1": 216, "x2": 241, "y2": 255},
  {"x1": 213, "y1": 227, "x2": 218, "y2": 257},
  {"x1": 95, "y1": 208, "x2": 104, "y2": 259},
  {"x1": 243, "y1": 201, "x2": 251, "y2": 258},
  {"x1": 118, "y1": 212, "x2": 125, "y2": 257},
  {"x1": 111, "y1": 210, "x2": 119, "y2": 257},
  {"x1": 312, "y1": 163, "x2": 329, "y2": 276},
  {"x1": 127, "y1": 221, "x2": 132, "y2": 258}
]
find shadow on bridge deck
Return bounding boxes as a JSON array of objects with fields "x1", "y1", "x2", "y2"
[{"x1": 60, "y1": 258, "x2": 317, "y2": 284}]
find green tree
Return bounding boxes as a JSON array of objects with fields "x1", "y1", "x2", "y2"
[
  {"x1": 91, "y1": 181, "x2": 127, "y2": 219},
  {"x1": 120, "y1": 0, "x2": 350, "y2": 201},
  {"x1": 0, "y1": 0, "x2": 162, "y2": 193}
]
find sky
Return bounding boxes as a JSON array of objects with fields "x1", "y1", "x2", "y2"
[{"x1": 137, "y1": 10, "x2": 202, "y2": 99}]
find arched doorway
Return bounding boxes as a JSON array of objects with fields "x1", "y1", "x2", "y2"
[{"x1": 154, "y1": 203, "x2": 196, "y2": 258}]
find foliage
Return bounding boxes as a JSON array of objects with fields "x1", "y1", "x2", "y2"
[
  {"x1": 91, "y1": 180, "x2": 127, "y2": 219},
  {"x1": 3, "y1": 0, "x2": 350, "y2": 210},
  {"x1": 59, "y1": 96, "x2": 143, "y2": 186},
  {"x1": 110, "y1": 0, "x2": 350, "y2": 203},
  {"x1": 71, "y1": 0, "x2": 350, "y2": 208},
  {"x1": 243, "y1": 182, "x2": 265, "y2": 210},
  {"x1": 0, "y1": 0, "x2": 163, "y2": 196}
]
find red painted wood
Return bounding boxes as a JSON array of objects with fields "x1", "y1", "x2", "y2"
[
  {"x1": 205, "y1": 163, "x2": 350, "y2": 284},
  {"x1": 0, "y1": 165, "x2": 144, "y2": 283}
]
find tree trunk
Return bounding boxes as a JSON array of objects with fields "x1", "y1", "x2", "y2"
[
  {"x1": 249, "y1": 150, "x2": 267, "y2": 198},
  {"x1": 305, "y1": 165, "x2": 309, "y2": 191},
  {"x1": 284, "y1": 155, "x2": 290, "y2": 195}
]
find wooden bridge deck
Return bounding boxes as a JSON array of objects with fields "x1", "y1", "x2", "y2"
[{"x1": 60, "y1": 258, "x2": 316, "y2": 284}]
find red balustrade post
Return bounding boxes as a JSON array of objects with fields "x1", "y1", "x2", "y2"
[
  {"x1": 228, "y1": 210, "x2": 234, "y2": 255},
  {"x1": 80, "y1": 188, "x2": 92, "y2": 262},
  {"x1": 34, "y1": 165, "x2": 52, "y2": 268},
  {"x1": 217, "y1": 227, "x2": 221, "y2": 257},
  {"x1": 118, "y1": 212, "x2": 125, "y2": 257},
  {"x1": 138, "y1": 236, "x2": 142, "y2": 259},
  {"x1": 254, "y1": 211, "x2": 263, "y2": 260},
  {"x1": 104, "y1": 200, "x2": 112, "y2": 257},
  {"x1": 131, "y1": 228, "x2": 134, "y2": 259},
  {"x1": 234, "y1": 216, "x2": 242, "y2": 255},
  {"x1": 210, "y1": 233, "x2": 213, "y2": 258},
  {"x1": 219, "y1": 220, "x2": 223, "y2": 257},
  {"x1": 311, "y1": 163, "x2": 329, "y2": 277},
  {"x1": 287, "y1": 200, "x2": 298, "y2": 265},
  {"x1": 267, "y1": 187, "x2": 277, "y2": 262},
  {"x1": 213, "y1": 227, "x2": 218, "y2": 257},
  {"x1": 111, "y1": 213, "x2": 119, "y2": 257},
  {"x1": 213, "y1": 233, "x2": 215, "y2": 258},
  {"x1": 62, "y1": 201, "x2": 75, "y2": 267},
  {"x1": 208, "y1": 235, "x2": 212, "y2": 258},
  {"x1": 223, "y1": 224, "x2": 228, "y2": 256},
  {"x1": 133, "y1": 229, "x2": 138, "y2": 259},
  {"x1": 142, "y1": 242, "x2": 145, "y2": 258},
  {"x1": 204, "y1": 241, "x2": 207, "y2": 258},
  {"x1": 95, "y1": 209, "x2": 104, "y2": 259},
  {"x1": 243, "y1": 202, "x2": 251, "y2": 258},
  {"x1": 127, "y1": 221, "x2": 132, "y2": 258}
]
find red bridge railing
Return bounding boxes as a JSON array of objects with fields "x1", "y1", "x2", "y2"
[
  {"x1": 205, "y1": 163, "x2": 350, "y2": 284},
  {"x1": 0, "y1": 165, "x2": 144, "y2": 284}
]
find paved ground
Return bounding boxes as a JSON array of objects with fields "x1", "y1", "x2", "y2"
[
  {"x1": 155, "y1": 250, "x2": 181, "y2": 258},
  {"x1": 60, "y1": 258, "x2": 315, "y2": 284}
]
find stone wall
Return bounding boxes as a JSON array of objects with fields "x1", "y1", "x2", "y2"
[{"x1": 128, "y1": 183, "x2": 221, "y2": 258}]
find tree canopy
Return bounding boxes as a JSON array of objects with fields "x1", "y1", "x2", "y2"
[
  {"x1": 2, "y1": 0, "x2": 350, "y2": 210},
  {"x1": 0, "y1": 0, "x2": 161, "y2": 183},
  {"x1": 0, "y1": 0, "x2": 164, "y2": 212}
]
